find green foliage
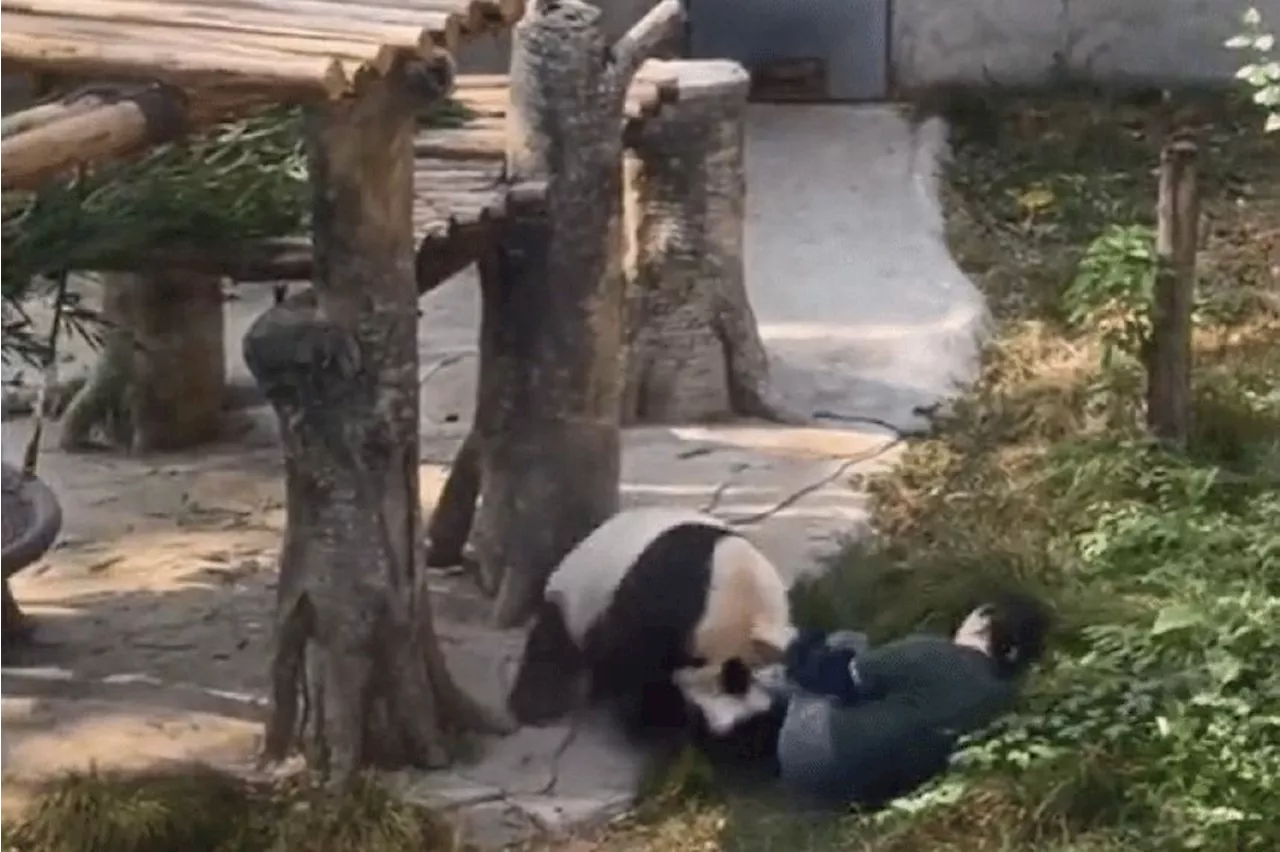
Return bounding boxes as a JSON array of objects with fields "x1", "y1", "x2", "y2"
[
  {"x1": 2, "y1": 108, "x2": 307, "y2": 290},
  {"x1": 1062, "y1": 224, "x2": 1156, "y2": 365},
  {"x1": 1, "y1": 766, "x2": 460, "y2": 852},
  {"x1": 1226, "y1": 8, "x2": 1280, "y2": 132},
  {"x1": 788, "y1": 89, "x2": 1280, "y2": 852},
  {"x1": 800, "y1": 397, "x2": 1280, "y2": 850},
  {"x1": 1, "y1": 107, "x2": 308, "y2": 366}
]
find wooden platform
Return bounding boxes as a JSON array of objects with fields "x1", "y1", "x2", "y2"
[
  {"x1": 1, "y1": 0, "x2": 525, "y2": 99},
  {"x1": 0, "y1": 68, "x2": 682, "y2": 282},
  {"x1": 411, "y1": 68, "x2": 677, "y2": 247}
]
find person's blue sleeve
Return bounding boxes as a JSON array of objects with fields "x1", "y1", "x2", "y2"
[{"x1": 785, "y1": 630, "x2": 863, "y2": 704}]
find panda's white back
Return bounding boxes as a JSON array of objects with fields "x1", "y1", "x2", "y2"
[{"x1": 545, "y1": 507, "x2": 733, "y2": 644}]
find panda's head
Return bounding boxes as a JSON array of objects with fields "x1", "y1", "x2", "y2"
[{"x1": 672, "y1": 658, "x2": 777, "y2": 736}]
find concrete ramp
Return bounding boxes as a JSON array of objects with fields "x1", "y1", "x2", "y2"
[{"x1": 746, "y1": 104, "x2": 988, "y2": 434}]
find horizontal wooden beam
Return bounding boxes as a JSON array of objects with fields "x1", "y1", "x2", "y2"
[
  {"x1": 86, "y1": 236, "x2": 315, "y2": 282},
  {"x1": 1, "y1": 82, "x2": 187, "y2": 190},
  {"x1": 86, "y1": 214, "x2": 506, "y2": 290}
]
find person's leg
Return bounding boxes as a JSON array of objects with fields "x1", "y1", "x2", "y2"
[{"x1": 775, "y1": 694, "x2": 850, "y2": 808}]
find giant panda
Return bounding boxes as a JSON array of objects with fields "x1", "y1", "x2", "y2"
[{"x1": 507, "y1": 507, "x2": 796, "y2": 759}]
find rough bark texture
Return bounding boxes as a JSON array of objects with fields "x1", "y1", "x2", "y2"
[
  {"x1": 3, "y1": 463, "x2": 63, "y2": 648},
  {"x1": 1146, "y1": 138, "x2": 1198, "y2": 449},
  {"x1": 2, "y1": 582, "x2": 29, "y2": 647},
  {"x1": 59, "y1": 270, "x2": 225, "y2": 452},
  {"x1": 622, "y1": 59, "x2": 774, "y2": 423},
  {"x1": 460, "y1": 0, "x2": 684, "y2": 630},
  {"x1": 243, "y1": 65, "x2": 500, "y2": 782}
]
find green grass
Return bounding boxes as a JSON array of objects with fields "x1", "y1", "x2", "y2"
[{"x1": 585, "y1": 87, "x2": 1280, "y2": 852}]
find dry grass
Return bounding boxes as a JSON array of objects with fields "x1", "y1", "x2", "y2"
[{"x1": 0, "y1": 765, "x2": 463, "y2": 852}]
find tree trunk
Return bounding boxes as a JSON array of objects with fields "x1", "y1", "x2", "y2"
[
  {"x1": 460, "y1": 0, "x2": 683, "y2": 630},
  {"x1": 2, "y1": 580, "x2": 31, "y2": 647},
  {"x1": 59, "y1": 269, "x2": 225, "y2": 452},
  {"x1": 242, "y1": 63, "x2": 503, "y2": 783},
  {"x1": 622, "y1": 59, "x2": 775, "y2": 423}
]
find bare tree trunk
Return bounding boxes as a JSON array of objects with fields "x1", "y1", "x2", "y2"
[
  {"x1": 60, "y1": 270, "x2": 225, "y2": 452},
  {"x1": 464, "y1": 0, "x2": 684, "y2": 630},
  {"x1": 2, "y1": 581, "x2": 30, "y2": 647},
  {"x1": 622, "y1": 59, "x2": 778, "y2": 423},
  {"x1": 1146, "y1": 138, "x2": 1198, "y2": 449},
  {"x1": 243, "y1": 62, "x2": 504, "y2": 784}
]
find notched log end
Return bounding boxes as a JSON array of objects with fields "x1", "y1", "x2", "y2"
[
  {"x1": 404, "y1": 52, "x2": 458, "y2": 108},
  {"x1": 125, "y1": 82, "x2": 190, "y2": 143},
  {"x1": 609, "y1": 0, "x2": 686, "y2": 83}
]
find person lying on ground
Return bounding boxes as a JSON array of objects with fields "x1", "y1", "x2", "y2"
[{"x1": 769, "y1": 590, "x2": 1053, "y2": 810}]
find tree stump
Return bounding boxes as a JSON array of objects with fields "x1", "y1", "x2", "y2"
[
  {"x1": 59, "y1": 269, "x2": 225, "y2": 452},
  {"x1": 242, "y1": 60, "x2": 502, "y2": 783},
  {"x1": 622, "y1": 59, "x2": 775, "y2": 423},
  {"x1": 2, "y1": 462, "x2": 63, "y2": 647},
  {"x1": 446, "y1": 0, "x2": 684, "y2": 628}
]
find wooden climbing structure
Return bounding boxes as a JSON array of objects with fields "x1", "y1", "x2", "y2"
[
  {"x1": 0, "y1": 0, "x2": 524, "y2": 188},
  {"x1": 2, "y1": 0, "x2": 742, "y2": 774}
]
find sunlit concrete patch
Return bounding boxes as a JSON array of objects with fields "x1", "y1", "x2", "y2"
[{"x1": 746, "y1": 104, "x2": 988, "y2": 433}]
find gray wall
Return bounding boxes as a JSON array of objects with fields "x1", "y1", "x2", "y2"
[
  {"x1": 460, "y1": 0, "x2": 1280, "y2": 89},
  {"x1": 892, "y1": 0, "x2": 1280, "y2": 89}
]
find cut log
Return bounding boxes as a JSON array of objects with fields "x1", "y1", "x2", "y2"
[
  {"x1": 1, "y1": 83, "x2": 187, "y2": 190},
  {"x1": 242, "y1": 60, "x2": 504, "y2": 783},
  {"x1": 456, "y1": 0, "x2": 683, "y2": 632},
  {"x1": 622, "y1": 59, "x2": 776, "y2": 422},
  {"x1": 59, "y1": 269, "x2": 226, "y2": 453},
  {"x1": 0, "y1": 1, "x2": 486, "y2": 98}
]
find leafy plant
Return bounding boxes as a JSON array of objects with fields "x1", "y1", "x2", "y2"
[
  {"x1": 1, "y1": 106, "x2": 308, "y2": 366},
  {"x1": 1062, "y1": 224, "x2": 1157, "y2": 366},
  {"x1": 785, "y1": 89, "x2": 1279, "y2": 852},
  {"x1": 1226, "y1": 8, "x2": 1280, "y2": 132}
]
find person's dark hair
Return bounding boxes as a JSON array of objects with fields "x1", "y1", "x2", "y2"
[{"x1": 981, "y1": 590, "x2": 1053, "y2": 678}]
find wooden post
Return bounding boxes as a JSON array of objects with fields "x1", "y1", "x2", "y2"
[
  {"x1": 59, "y1": 269, "x2": 226, "y2": 454},
  {"x1": 242, "y1": 56, "x2": 504, "y2": 783},
  {"x1": 622, "y1": 59, "x2": 779, "y2": 423},
  {"x1": 1146, "y1": 138, "x2": 1198, "y2": 448},
  {"x1": 449, "y1": 0, "x2": 685, "y2": 631}
]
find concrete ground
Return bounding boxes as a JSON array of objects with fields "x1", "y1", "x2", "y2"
[{"x1": 0, "y1": 105, "x2": 984, "y2": 846}]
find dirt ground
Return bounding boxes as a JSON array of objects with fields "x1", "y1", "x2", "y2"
[{"x1": 1, "y1": 397, "x2": 503, "y2": 806}]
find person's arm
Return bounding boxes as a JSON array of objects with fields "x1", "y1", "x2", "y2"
[{"x1": 784, "y1": 630, "x2": 864, "y2": 704}]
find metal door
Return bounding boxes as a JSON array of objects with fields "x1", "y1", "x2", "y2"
[{"x1": 686, "y1": 0, "x2": 890, "y2": 102}]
